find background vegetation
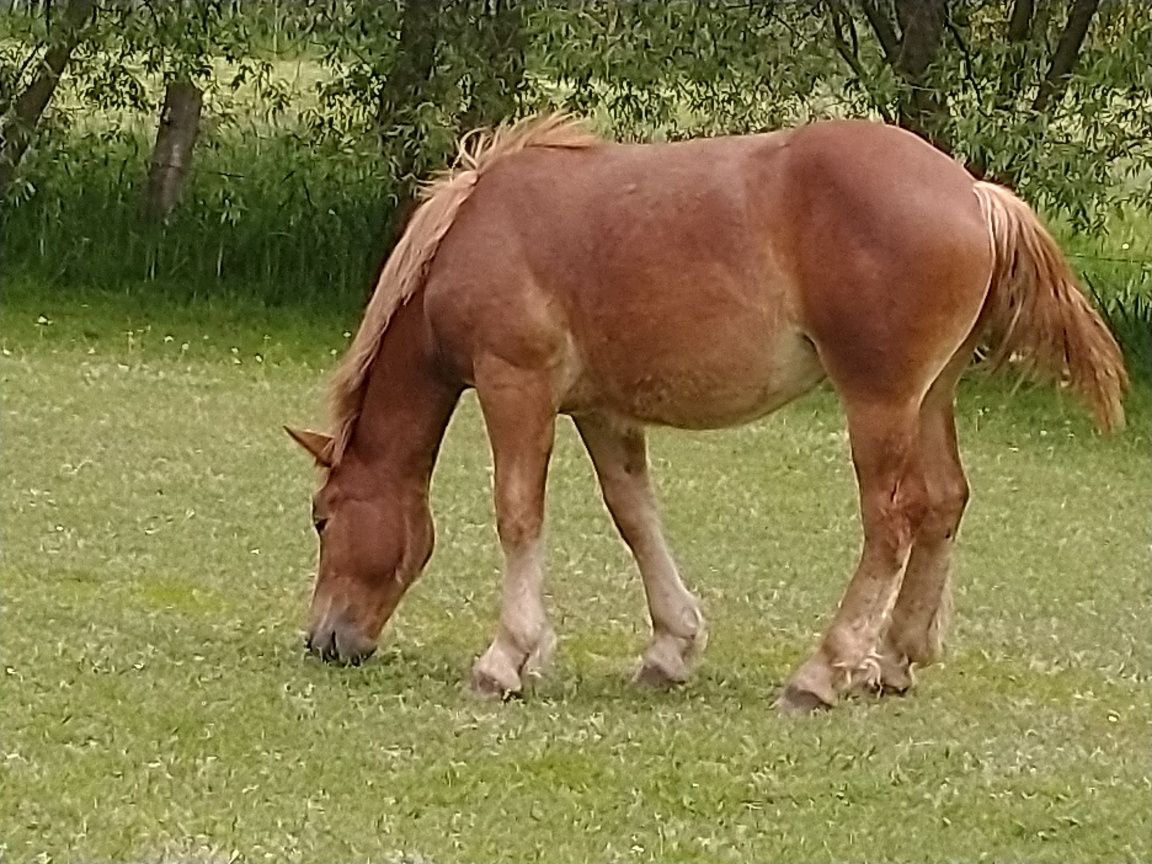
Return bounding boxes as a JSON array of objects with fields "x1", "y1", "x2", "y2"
[{"x1": 1, "y1": 1, "x2": 1150, "y2": 371}]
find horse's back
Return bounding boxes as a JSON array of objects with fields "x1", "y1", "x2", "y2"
[{"x1": 426, "y1": 121, "x2": 992, "y2": 425}]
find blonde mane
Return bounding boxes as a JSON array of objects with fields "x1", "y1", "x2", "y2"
[{"x1": 326, "y1": 113, "x2": 602, "y2": 466}]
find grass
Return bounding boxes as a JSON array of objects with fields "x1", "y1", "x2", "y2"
[{"x1": 2, "y1": 286, "x2": 1150, "y2": 863}]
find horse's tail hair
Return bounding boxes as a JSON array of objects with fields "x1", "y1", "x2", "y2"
[{"x1": 973, "y1": 181, "x2": 1127, "y2": 432}]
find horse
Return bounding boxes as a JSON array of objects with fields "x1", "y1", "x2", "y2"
[{"x1": 285, "y1": 114, "x2": 1126, "y2": 714}]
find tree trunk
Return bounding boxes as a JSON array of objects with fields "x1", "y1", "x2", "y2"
[
  {"x1": 0, "y1": 0, "x2": 95, "y2": 200},
  {"x1": 857, "y1": 0, "x2": 950, "y2": 151},
  {"x1": 892, "y1": 0, "x2": 950, "y2": 151},
  {"x1": 1007, "y1": 0, "x2": 1035, "y2": 42},
  {"x1": 1033, "y1": 0, "x2": 1100, "y2": 112},
  {"x1": 143, "y1": 79, "x2": 204, "y2": 222}
]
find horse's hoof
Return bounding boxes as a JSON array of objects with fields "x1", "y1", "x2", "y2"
[
  {"x1": 873, "y1": 653, "x2": 915, "y2": 697},
  {"x1": 876, "y1": 674, "x2": 913, "y2": 697},
  {"x1": 633, "y1": 660, "x2": 686, "y2": 690},
  {"x1": 776, "y1": 684, "x2": 833, "y2": 716},
  {"x1": 469, "y1": 667, "x2": 521, "y2": 702}
]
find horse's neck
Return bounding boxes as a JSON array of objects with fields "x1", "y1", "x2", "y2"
[{"x1": 346, "y1": 298, "x2": 460, "y2": 487}]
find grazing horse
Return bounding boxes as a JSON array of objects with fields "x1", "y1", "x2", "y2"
[{"x1": 286, "y1": 115, "x2": 1126, "y2": 713}]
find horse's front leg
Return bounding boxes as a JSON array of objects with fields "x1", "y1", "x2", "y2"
[{"x1": 470, "y1": 360, "x2": 558, "y2": 698}]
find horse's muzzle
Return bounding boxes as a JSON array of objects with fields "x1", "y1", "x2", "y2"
[{"x1": 305, "y1": 624, "x2": 377, "y2": 666}]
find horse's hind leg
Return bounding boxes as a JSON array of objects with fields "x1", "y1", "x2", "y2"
[
  {"x1": 874, "y1": 367, "x2": 971, "y2": 694},
  {"x1": 470, "y1": 360, "x2": 559, "y2": 698},
  {"x1": 575, "y1": 414, "x2": 706, "y2": 686},
  {"x1": 779, "y1": 397, "x2": 927, "y2": 713}
]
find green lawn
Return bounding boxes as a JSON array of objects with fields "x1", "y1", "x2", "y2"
[{"x1": 2, "y1": 289, "x2": 1150, "y2": 863}]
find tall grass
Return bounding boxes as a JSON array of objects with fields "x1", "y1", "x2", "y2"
[
  {"x1": 1058, "y1": 213, "x2": 1152, "y2": 378},
  {"x1": 3, "y1": 125, "x2": 393, "y2": 307}
]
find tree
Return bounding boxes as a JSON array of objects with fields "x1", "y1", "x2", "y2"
[
  {"x1": 531, "y1": 1, "x2": 834, "y2": 139},
  {"x1": 1032, "y1": 0, "x2": 1100, "y2": 113},
  {"x1": 74, "y1": 0, "x2": 283, "y2": 221},
  {"x1": 834, "y1": 0, "x2": 1104, "y2": 157},
  {"x1": 309, "y1": 0, "x2": 534, "y2": 249},
  {"x1": 460, "y1": 0, "x2": 526, "y2": 131},
  {"x1": 143, "y1": 77, "x2": 204, "y2": 221},
  {"x1": 862, "y1": 0, "x2": 950, "y2": 149},
  {"x1": 819, "y1": 0, "x2": 1149, "y2": 222},
  {"x1": 376, "y1": 0, "x2": 443, "y2": 157},
  {"x1": 136, "y1": 0, "x2": 210, "y2": 222},
  {"x1": 0, "y1": 0, "x2": 96, "y2": 201},
  {"x1": 306, "y1": 1, "x2": 444, "y2": 249},
  {"x1": 376, "y1": 0, "x2": 444, "y2": 240}
]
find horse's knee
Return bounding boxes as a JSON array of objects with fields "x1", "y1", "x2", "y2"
[
  {"x1": 921, "y1": 474, "x2": 969, "y2": 542},
  {"x1": 865, "y1": 471, "x2": 929, "y2": 564},
  {"x1": 495, "y1": 508, "x2": 542, "y2": 549}
]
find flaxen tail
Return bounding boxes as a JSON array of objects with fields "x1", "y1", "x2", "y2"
[{"x1": 973, "y1": 181, "x2": 1128, "y2": 432}]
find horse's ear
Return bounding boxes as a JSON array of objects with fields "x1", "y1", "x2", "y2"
[{"x1": 284, "y1": 426, "x2": 334, "y2": 468}]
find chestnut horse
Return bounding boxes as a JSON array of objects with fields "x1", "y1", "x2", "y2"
[{"x1": 286, "y1": 115, "x2": 1126, "y2": 713}]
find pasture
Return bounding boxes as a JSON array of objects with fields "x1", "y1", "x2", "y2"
[{"x1": 2, "y1": 285, "x2": 1149, "y2": 862}]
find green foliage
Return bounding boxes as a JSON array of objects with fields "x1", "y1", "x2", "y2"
[
  {"x1": 1055, "y1": 210, "x2": 1152, "y2": 378},
  {"x1": 0, "y1": 11, "x2": 41, "y2": 115},
  {"x1": 938, "y1": 2, "x2": 1152, "y2": 225},
  {"x1": 72, "y1": 1, "x2": 290, "y2": 116},
  {"x1": 305, "y1": 1, "x2": 532, "y2": 198},
  {"x1": 1088, "y1": 277, "x2": 1152, "y2": 380},
  {"x1": 5, "y1": 124, "x2": 387, "y2": 305},
  {"x1": 529, "y1": 2, "x2": 844, "y2": 138}
]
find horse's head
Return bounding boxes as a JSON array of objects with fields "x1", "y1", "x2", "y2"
[{"x1": 285, "y1": 426, "x2": 434, "y2": 665}]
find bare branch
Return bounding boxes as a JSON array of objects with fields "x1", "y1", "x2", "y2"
[
  {"x1": 944, "y1": 12, "x2": 980, "y2": 96},
  {"x1": 824, "y1": 0, "x2": 895, "y2": 123},
  {"x1": 1007, "y1": 0, "x2": 1034, "y2": 43},
  {"x1": 860, "y1": 0, "x2": 900, "y2": 62},
  {"x1": 1033, "y1": 0, "x2": 1101, "y2": 112}
]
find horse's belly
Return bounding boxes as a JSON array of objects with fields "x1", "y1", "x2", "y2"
[{"x1": 564, "y1": 329, "x2": 826, "y2": 429}]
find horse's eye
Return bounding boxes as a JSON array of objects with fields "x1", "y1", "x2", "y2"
[{"x1": 313, "y1": 517, "x2": 329, "y2": 534}]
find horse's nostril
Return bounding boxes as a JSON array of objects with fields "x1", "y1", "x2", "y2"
[
  {"x1": 305, "y1": 628, "x2": 338, "y2": 661},
  {"x1": 305, "y1": 618, "x2": 377, "y2": 666},
  {"x1": 346, "y1": 645, "x2": 377, "y2": 667}
]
